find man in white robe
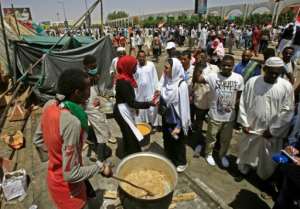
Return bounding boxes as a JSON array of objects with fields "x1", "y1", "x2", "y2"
[
  {"x1": 110, "y1": 47, "x2": 126, "y2": 76},
  {"x1": 134, "y1": 50, "x2": 161, "y2": 127},
  {"x1": 237, "y1": 57, "x2": 294, "y2": 180},
  {"x1": 198, "y1": 27, "x2": 208, "y2": 50}
]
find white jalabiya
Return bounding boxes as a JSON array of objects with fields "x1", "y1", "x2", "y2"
[
  {"x1": 134, "y1": 61, "x2": 161, "y2": 126},
  {"x1": 161, "y1": 58, "x2": 191, "y2": 135},
  {"x1": 237, "y1": 76, "x2": 294, "y2": 180},
  {"x1": 198, "y1": 28, "x2": 208, "y2": 49},
  {"x1": 109, "y1": 57, "x2": 119, "y2": 75}
]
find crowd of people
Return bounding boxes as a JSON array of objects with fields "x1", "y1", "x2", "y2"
[
  {"x1": 109, "y1": 22, "x2": 299, "y2": 60},
  {"x1": 33, "y1": 21, "x2": 300, "y2": 209}
]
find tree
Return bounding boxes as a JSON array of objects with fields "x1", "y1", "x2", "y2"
[
  {"x1": 278, "y1": 11, "x2": 294, "y2": 26},
  {"x1": 166, "y1": 16, "x2": 176, "y2": 26},
  {"x1": 189, "y1": 15, "x2": 202, "y2": 27},
  {"x1": 207, "y1": 15, "x2": 222, "y2": 26},
  {"x1": 142, "y1": 16, "x2": 156, "y2": 27},
  {"x1": 107, "y1": 11, "x2": 129, "y2": 20}
]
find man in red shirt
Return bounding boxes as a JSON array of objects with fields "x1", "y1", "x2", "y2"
[{"x1": 34, "y1": 69, "x2": 112, "y2": 209}]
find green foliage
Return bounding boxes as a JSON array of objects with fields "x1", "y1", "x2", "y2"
[
  {"x1": 107, "y1": 11, "x2": 129, "y2": 20},
  {"x1": 277, "y1": 10, "x2": 295, "y2": 26},
  {"x1": 142, "y1": 16, "x2": 158, "y2": 27},
  {"x1": 140, "y1": 12, "x2": 294, "y2": 28},
  {"x1": 245, "y1": 13, "x2": 272, "y2": 25},
  {"x1": 207, "y1": 15, "x2": 222, "y2": 25}
]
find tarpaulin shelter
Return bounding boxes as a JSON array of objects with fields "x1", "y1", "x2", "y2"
[
  {"x1": 12, "y1": 35, "x2": 114, "y2": 102},
  {"x1": 0, "y1": 16, "x2": 36, "y2": 76},
  {"x1": 20, "y1": 35, "x2": 95, "y2": 50}
]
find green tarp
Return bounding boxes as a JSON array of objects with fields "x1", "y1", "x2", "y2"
[
  {"x1": 20, "y1": 35, "x2": 95, "y2": 49},
  {"x1": 13, "y1": 36, "x2": 114, "y2": 102}
]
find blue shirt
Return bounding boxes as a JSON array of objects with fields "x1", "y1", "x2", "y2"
[{"x1": 234, "y1": 61, "x2": 261, "y2": 79}]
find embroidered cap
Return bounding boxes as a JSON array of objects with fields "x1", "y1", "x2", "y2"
[
  {"x1": 166, "y1": 42, "x2": 176, "y2": 50},
  {"x1": 265, "y1": 57, "x2": 285, "y2": 68}
]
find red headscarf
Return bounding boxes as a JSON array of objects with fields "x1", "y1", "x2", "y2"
[{"x1": 116, "y1": 55, "x2": 138, "y2": 88}]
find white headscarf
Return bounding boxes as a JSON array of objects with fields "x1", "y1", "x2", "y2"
[{"x1": 161, "y1": 58, "x2": 191, "y2": 135}]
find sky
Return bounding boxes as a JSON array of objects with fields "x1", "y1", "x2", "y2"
[{"x1": 1, "y1": 0, "x2": 268, "y2": 23}]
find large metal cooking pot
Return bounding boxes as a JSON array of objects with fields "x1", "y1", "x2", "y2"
[{"x1": 116, "y1": 152, "x2": 178, "y2": 209}]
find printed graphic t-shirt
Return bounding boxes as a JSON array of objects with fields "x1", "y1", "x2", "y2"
[{"x1": 204, "y1": 72, "x2": 244, "y2": 122}]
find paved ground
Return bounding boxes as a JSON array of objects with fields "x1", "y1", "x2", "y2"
[{"x1": 0, "y1": 47, "x2": 275, "y2": 209}]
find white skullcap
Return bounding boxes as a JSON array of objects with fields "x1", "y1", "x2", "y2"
[
  {"x1": 265, "y1": 57, "x2": 285, "y2": 68},
  {"x1": 117, "y1": 47, "x2": 126, "y2": 52},
  {"x1": 166, "y1": 42, "x2": 176, "y2": 50}
]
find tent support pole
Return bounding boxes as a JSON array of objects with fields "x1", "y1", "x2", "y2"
[
  {"x1": 0, "y1": 1, "x2": 14, "y2": 84},
  {"x1": 50, "y1": 0, "x2": 100, "y2": 50},
  {"x1": 11, "y1": 1, "x2": 21, "y2": 37}
]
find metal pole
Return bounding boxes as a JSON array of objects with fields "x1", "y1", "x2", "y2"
[
  {"x1": 100, "y1": 0, "x2": 104, "y2": 36},
  {"x1": 0, "y1": 1, "x2": 13, "y2": 83},
  {"x1": 274, "y1": 1, "x2": 281, "y2": 26},
  {"x1": 84, "y1": 0, "x2": 88, "y2": 10},
  {"x1": 58, "y1": 1, "x2": 68, "y2": 28},
  {"x1": 10, "y1": 0, "x2": 20, "y2": 36},
  {"x1": 62, "y1": 2, "x2": 67, "y2": 22},
  {"x1": 271, "y1": 0, "x2": 280, "y2": 26},
  {"x1": 84, "y1": 0, "x2": 91, "y2": 34}
]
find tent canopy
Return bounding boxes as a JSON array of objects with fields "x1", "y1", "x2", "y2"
[
  {"x1": 20, "y1": 35, "x2": 95, "y2": 50},
  {"x1": 21, "y1": 35, "x2": 94, "y2": 46},
  {"x1": 13, "y1": 35, "x2": 114, "y2": 102}
]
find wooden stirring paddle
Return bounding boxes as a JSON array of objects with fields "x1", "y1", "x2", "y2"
[{"x1": 112, "y1": 175, "x2": 155, "y2": 197}]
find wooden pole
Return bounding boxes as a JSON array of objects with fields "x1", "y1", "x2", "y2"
[
  {"x1": 0, "y1": 82, "x2": 22, "y2": 132},
  {"x1": 11, "y1": 1, "x2": 21, "y2": 37},
  {"x1": 0, "y1": 1, "x2": 13, "y2": 84}
]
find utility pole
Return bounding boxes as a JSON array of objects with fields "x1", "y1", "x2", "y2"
[
  {"x1": 100, "y1": 0, "x2": 104, "y2": 36},
  {"x1": 58, "y1": 1, "x2": 68, "y2": 28},
  {"x1": 84, "y1": 0, "x2": 91, "y2": 33},
  {"x1": 272, "y1": 0, "x2": 281, "y2": 26},
  {"x1": 0, "y1": 1, "x2": 13, "y2": 83},
  {"x1": 56, "y1": 12, "x2": 60, "y2": 22},
  {"x1": 243, "y1": 0, "x2": 248, "y2": 26}
]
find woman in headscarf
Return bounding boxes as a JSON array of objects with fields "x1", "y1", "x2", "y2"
[
  {"x1": 160, "y1": 58, "x2": 191, "y2": 172},
  {"x1": 113, "y1": 55, "x2": 156, "y2": 157}
]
